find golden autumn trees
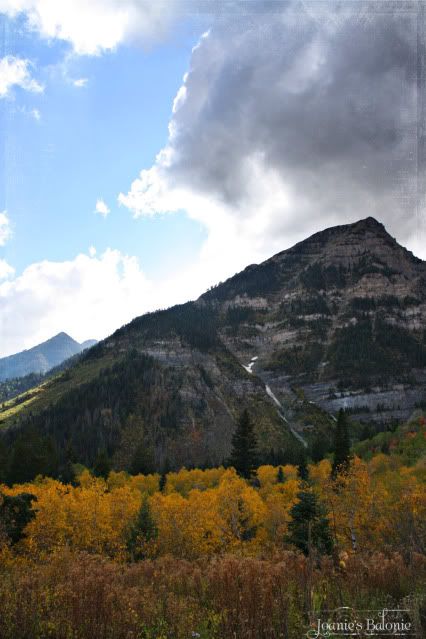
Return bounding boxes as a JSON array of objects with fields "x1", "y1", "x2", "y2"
[{"x1": 0, "y1": 453, "x2": 424, "y2": 561}]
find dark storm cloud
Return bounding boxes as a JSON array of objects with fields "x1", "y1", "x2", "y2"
[
  {"x1": 120, "y1": 1, "x2": 425, "y2": 261},
  {"x1": 166, "y1": 0, "x2": 423, "y2": 238}
]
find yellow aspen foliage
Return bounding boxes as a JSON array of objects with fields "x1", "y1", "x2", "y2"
[
  {"x1": 257, "y1": 465, "x2": 277, "y2": 488},
  {"x1": 129, "y1": 473, "x2": 160, "y2": 495},
  {"x1": 309, "y1": 459, "x2": 332, "y2": 485},
  {"x1": 22, "y1": 479, "x2": 73, "y2": 555},
  {"x1": 164, "y1": 467, "x2": 226, "y2": 496},
  {"x1": 150, "y1": 491, "x2": 217, "y2": 558},
  {"x1": 214, "y1": 469, "x2": 267, "y2": 552},
  {"x1": 263, "y1": 478, "x2": 300, "y2": 543},
  {"x1": 22, "y1": 475, "x2": 141, "y2": 558},
  {"x1": 2, "y1": 444, "x2": 424, "y2": 563},
  {"x1": 107, "y1": 471, "x2": 130, "y2": 490}
]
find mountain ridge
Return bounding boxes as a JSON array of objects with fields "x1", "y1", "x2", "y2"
[
  {"x1": 1, "y1": 217, "x2": 425, "y2": 480},
  {"x1": 0, "y1": 333, "x2": 98, "y2": 382}
]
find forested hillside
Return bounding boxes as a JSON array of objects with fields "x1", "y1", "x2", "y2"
[{"x1": 1, "y1": 218, "x2": 425, "y2": 481}]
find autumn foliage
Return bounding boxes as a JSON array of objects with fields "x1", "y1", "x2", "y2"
[{"x1": 1, "y1": 417, "x2": 426, "y2": 637}]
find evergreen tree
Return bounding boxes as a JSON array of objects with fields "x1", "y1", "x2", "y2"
[
  {"x1": 0, "y1": 439, "x2": 8, "y2": 484},
  {"x1": 127, "y1": 498, "x2": 158, "y2": 561},
  {"x1": 159, "y1": 458, "x2": 170, "y2": 492},
  {"x1": 332, "y1": 409, "x2": 351, "y2": 478},
  {"x1": 297, "y1": 450, "x2": 309, "y2": 481},
  {"x1": 130, "y1": 442, "x2": 155, "y2": 475},
  {"x1": 229, "y1": 409, "x2": 259, "y2": 479},
  {"x1": 93, "y1": 450, "x2": 111, "y2": 479},
  {"x1": 58, "y1": 442, "x2": 77, "y2": 485},
  {"x1": 276, "y1": 466, "x2": 285, "y2": 484},
  {"x1": 0, "y1": 492, "x2": 36, "y2": 544},
  {"x1": 286, "y1": 489, "x2": 333, "y2": 556},
  {"x1": 7, "y1": 429, "x2": 57, "y2": 484},
  {"x1": 58, "y1": 459, "x2": 76, "y2": 485},
  {"x1": 311, "y1": 434, "x2": 329, "y2": 463}
]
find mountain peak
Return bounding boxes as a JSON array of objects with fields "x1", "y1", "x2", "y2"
[
  {"x1": 0, "y1": 332, "x2": 94, "y2": 382},
  {"x1": 51, "y1": 332, "x2": 76, "y2": 343},
  {"x1": 354, "y1": 216, "x2": 384, "y2": 229},
  {"x1": 306, "y1": 216, "x2": 390, "y2": 246}
]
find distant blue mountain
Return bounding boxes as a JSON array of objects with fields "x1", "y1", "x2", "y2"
[{"x1": 0, "y1": 333, "x2": 97, "y2": 382}]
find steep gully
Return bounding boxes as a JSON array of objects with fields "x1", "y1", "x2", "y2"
[{"x1": 242, "y1": 357, "x2": 308, "y2": 448}]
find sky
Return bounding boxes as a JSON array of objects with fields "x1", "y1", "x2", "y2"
[{"x1": 0, "y1": 0, "x2": 425, "y2": 357}]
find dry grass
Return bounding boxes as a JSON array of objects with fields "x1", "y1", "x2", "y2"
[{"x1": 0, "y1": 550, "x2": 425, "y2": 639}]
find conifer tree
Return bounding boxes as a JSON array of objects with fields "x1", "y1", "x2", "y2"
[
  {"x1": 127, "y1": 498, "x2": 158, "y2": 561},
  {"x1": 276, "y1": 466, "x2": 285, "y2": 483},
  {"x1": 130, "y1": 442, "x2": 155, "y2": 475},
  {"x1": 0, "y1": 492, "x2": 36, "y2": 544},
  {"x1": 7, "y1": 429, "x2": 57, "y2": 484},
  {"x1": 297, "y1": 450, "x2": 309, "y2": 481},
  {"x1": 159, "y1": 458, "x2": 170, "y2": 492},
  {"x1": 0, "y1": 439, "x2": 8, "y2": 484},
  {"x1": 286, "y1": 489, "x2": 333, "y2": 556},
  {"x1": 332, "y1": 409, "x2": 351, "y2": 478},
  {"x1": 229, "y1": 409, "x2": 259, "y2": 479},
  {"x1": 93, "y1": 450, "x2": 111, "y2": 479}
]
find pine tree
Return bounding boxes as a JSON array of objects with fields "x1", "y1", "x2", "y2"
[
  {"x1": 7, "y1": 429, "x2": 56, "y2": 484},
  {"x1": 93, "y1": 450, "x2": 111, "y2": 479},
  {"x1": 229, "y1": 409, "x2": 259, "y2": 479},
  {"x1": 0, "y1": 492, "x2": 37, "y2": 544},
  {"x1": 130, "y1": 442, "x2": 155, "y2": 475},
  {"x1": 127, "y1": 498, "x2": 158, "y2": 561},
  {"x1": 0, "y1": 439, "x2": 8, "y2": 484},
  {"x1": 159, "y1": 458, "x2": 170, "y2": 492},
  {"x1": 332, "y1": 409, "x2": 351, "y2": 478},
  {"x1": 297, "y1": 450, "x2": 309, "y2": 481},
  {"x1": 276, "y1": 466, "x2": 285, "y2": 483},
  {"x1": 286, "y1": 489, "x2": 333, "y2": 556},
  {"x1": 311, "y1": 433, "x2": 329, "y2": 462}
]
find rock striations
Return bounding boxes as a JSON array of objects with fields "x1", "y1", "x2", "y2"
[{"x1": 1, "y1": 218, "x2": 425, "y2": 475}]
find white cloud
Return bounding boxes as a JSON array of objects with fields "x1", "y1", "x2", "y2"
[
  {"x1": 73, "y1": 77, "x2": 88, "y2": 88},
  {"x1": 31, "y1": 107, "x2": 41, "y2": 120},
  {"x1": 0, "y1": 259, "x2": 14, "y2": 280},
  {"x1": 0, "y1": 55, "x2": 44, "y2": 97},
  {"x1": 0, "y1": 245, "x2": 223, "y2": 358},
  {"x1": 95, "y1": 198, "x2": 110, "y2": 217},
  {"x1": 0, "y1": 211, "x2": 12, "y2": 246},
  {"x1": 0, "y1": 0, "x2": 182, "y2": 55},
  {"x1": 0, "y1": 249, "x2": 154, "y2": 357},
  {"x1": 119, "y1": 6, "x2": 425, "y2": 275}
]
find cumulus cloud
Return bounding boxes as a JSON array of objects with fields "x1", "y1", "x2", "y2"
[
  {"x1": 95, "y1": 198, "x2": 110, "y2": 217},
  {"x1": 0, "y1": 212, "x2": 12, "y2": 246},
  {"x1": 0, "y1": 0, "x2": 183, "y2": 55},
  {"x1": 120, "y1": 1, "x2": 426, "y2": 266},
  {"x1": 0, "y1": 259, "x2": 14, "y2": 280},
  {"x1": 0, "y1": 55, "x2": 44, "y2": 97},
  {"x1": 0, "y1": 244, "x2": 223, "y2": 357},
  {"x1": 0, "y1": 246, "x2": 222, "y2": 358},
  {"x1": 0, "y1": 249, "x2": 154, "y2": 357}
]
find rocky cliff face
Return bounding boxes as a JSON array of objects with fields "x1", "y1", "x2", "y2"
[
  {"x1": 2, "y1": 218, "x2": 425, "y2": 473},
  {"x1": 199, "y1": 217, "x2": 426, "y2": 425}
]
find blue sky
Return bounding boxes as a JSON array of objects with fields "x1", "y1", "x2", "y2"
[
  {"x1": 0, "y1": 13, "x2": 206, "y2": 278},
  {"x1": 0, "y1": 1, "x2": 423, "y2": 357}
]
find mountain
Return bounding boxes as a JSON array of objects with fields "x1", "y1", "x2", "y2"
[
  {"x1": 1, "y1": 217, "x2": 425, "y2": 480},
  {"x1": 80, "y1": 340, "x2": 98, "y2": 350},
  {"x1": 0, "y1": 333, "x2": 97, "y2": 382}
]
